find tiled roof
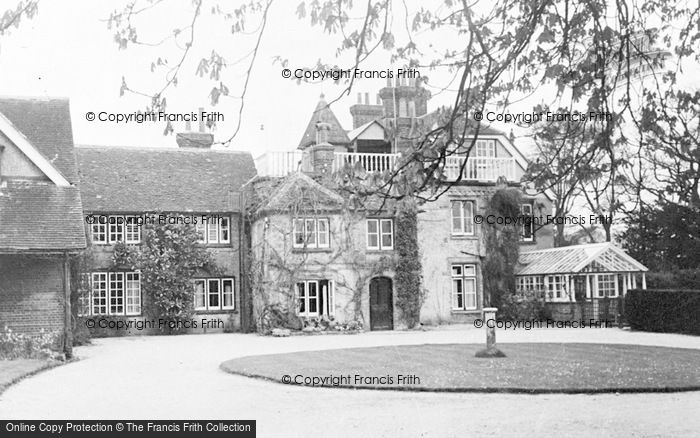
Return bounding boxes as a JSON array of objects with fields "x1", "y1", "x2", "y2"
[
  {"x1": 76, "y1": 145, "x2": 256, "y2": 213},
  {"x1": 0, "y1": 180, "x2": 86, "y2": 251},
  {"x1": 516, "y1": 243, "x2": 647, "y2": 275},
  {"x1": 298, "y1": 96, "x2": 350, "y2": 149},
  {"x1": 0, "y1": 97, "x2": 78, "y2": 183}
]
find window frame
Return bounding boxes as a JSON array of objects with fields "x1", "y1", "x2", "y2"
[
  {"x1": 85, "y1": 271, "x2": 142, "y2": 316},
  {"x1": 451, "y1": 264, "x2": 478, "y2": 311},
  {"x1": 91, "y1": 221, "x2": 107, "y2": 244},
  {"x1": 520, "y1": 203, "x2": 535, "y2": 242},
  {"x1": 293, "y1": 217, "x2": 330, "y2": 249},
  {"x1": 597, "y1": 274, "x2": 617, "y2": 298},
  {"x1": 451, "y1": 200, "x2": 475, "y2": 236},
  {"x1": 193, "y1": 277, "x2": 236, "y2": 311},
  {"x1": 367, "y1": 218, "x2": 394, "y2": 250},
  {"x1": 296, "y1": 279, "x2": 335, "y2": 318},
  {"x1": 545, "y1": 275, "x2": 566, "y2": 301}
]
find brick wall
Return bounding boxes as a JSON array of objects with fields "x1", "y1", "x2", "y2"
[{"x1": 0, "y1": 254, "x2": 65, "y2": 336}]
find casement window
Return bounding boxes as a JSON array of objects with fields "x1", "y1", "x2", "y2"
[
  {"x1": 124, "y1": 217, "x2": 140, "y2": 244},
  {"x1": 108, "y1": 216, "x2": 125, "y2": 243},
  {"x1": 91, "y1": 215, "x2": 140, "y2": 245},
  {"x1": 451, "y1": 200, "x2": 475, "y2": 235},
  {"x1": 81, "y1": 271, "x2": 142, "y2": 316},
  {"x1": 451, "y1": 264, "x2": 477, "y2": 310},
  {"x1": 198, "y1": 216, "x2": 231, "y2": 245},
  {"x1": 296, "y1": 280, "x2": 335, "y2": 318},
  {"x1": 597, "y1": 274, "x2": 617, "y2": 298},
  {"x1": 91, "y1": 222, "x2": 107, "y2": 244},
  {"x1": 516, "y1": 276, "x2": 545, "y2": 299},
  {"x1": 546, "y1": 275, "x2": 565, "y2": 300},
  {"x1": 77, "y1": 273, "x2": 91, "y2": 317},
  {"x1": 367, "y1": 219, "x2": 394, "y2": 250},
  {"x1": 520, "y1": 203, "x2": 534, "y2": 242},
  {"x1": 125, "y1": 272, "x2": 142, "y2": 315},
  {"x1": 109, "y1": 272, "x2": 125, "y2": 315},
  {"x1": 293, "y1": 218, "x2": 330, "y2": 249},
  {"x1": 474, "y1": 139, "x2": 496, "y2": 157},
  {"x1": 193, "y1": 278, "x2": 235, "y2": 311}
]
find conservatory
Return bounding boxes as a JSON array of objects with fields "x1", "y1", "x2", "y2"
[{"x1": 515, "y1": 242, "x2": 648, "y2": 321}]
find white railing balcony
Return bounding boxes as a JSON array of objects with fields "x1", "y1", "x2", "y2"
[
  {"x1": 443, "y1": 156, "x2": 516, "y2": 182},
  {"x1": 332, "y1": 152, "x2": 399, "y2": 173},
  {"x1": 255, "y1": 151, "x2": 309, "y2": 177}
]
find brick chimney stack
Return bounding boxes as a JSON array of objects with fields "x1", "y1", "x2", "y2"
[
  {"x1": 309, "y1": 122, "x2": 335, "y2": 175},
  {"x1": 176, "y1": 107, "x2": 214, "y2": 148}
]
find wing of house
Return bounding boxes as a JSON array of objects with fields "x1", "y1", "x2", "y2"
[
  {"x1": 75, "y1": 143, "x2": 256, "y2": 333},
  {"x1": 0, "y1": 97, "x2": 86, "y2": 356}
]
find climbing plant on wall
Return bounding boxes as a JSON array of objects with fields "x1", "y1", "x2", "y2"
[
  {"x1": 394, "y1": 206, "x2": 423, "y2": 328},
  {"x1": 113, "y1": 221, "x2": 220, "y2": 334},
  {"x1": 482, "y1": 187, "x2": 522, "y2": 309}
]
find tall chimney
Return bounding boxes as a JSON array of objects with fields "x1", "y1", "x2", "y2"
[
  {"x1": 176, "y1": 107, "x2": 214, "y2": 148},
  {"x1": 309, "y1": 122, "x2": 335, "y2": 175}
]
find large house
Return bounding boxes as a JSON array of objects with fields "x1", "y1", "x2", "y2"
[
  {"x1": 0, "y1": 89, "x2": 649, "y2": 341},
  {"x1": 253, "y1": 78, "x2": 648, "y2": 328},
  {"x1": 0, "y1": 97, "x2": 86, "y2": 355}
]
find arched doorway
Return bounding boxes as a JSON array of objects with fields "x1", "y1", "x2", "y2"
[{"x1": 369, "y1": 277, "x2": 393, "y2": 330}]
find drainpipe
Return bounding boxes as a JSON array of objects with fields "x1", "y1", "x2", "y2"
[{"x1": 63, "y1": 252, "x2": 73, "y2": 359}]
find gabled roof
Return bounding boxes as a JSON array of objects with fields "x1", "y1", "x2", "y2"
[
  {"x1": 516, "y1": 242, "x2": 647, "y2": 276},
  {"x1": 256, "y1": 172, "x2": 344, "y2": 213},
  {"x1": 76, "y1": 145, "x2": 256, "y2": 213},
  {"x1": 0, "y1": 97, "x2": 77, "y2": 185},
  {"x1": 347, "y1": 120, "x2": 384, "y2": 142},
  {"x1": 0, "y1": 97, "x2": 86, "y2": 251},
  {"x1": 298, "y1": 95, "x2": 350, "y2": 149}
]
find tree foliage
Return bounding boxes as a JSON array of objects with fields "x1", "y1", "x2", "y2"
[{"x1": 620, "y1": 201, "x2": 700, "y2": 271}]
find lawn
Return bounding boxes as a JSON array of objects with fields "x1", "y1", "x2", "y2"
[
  {"x1": 0, "y1": 360, "x2": 56, "y2": 394},
  {"x1": 221, "y1": 343, "x2": 700, "y2": 393}
]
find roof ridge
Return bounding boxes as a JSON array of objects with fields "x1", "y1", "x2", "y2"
[
  {"x1": 0, "y1": 94, "x2": 69, "y2": 101},
  {"x1": 75, "y1": 144, "x2": 253, "y2": 154}
]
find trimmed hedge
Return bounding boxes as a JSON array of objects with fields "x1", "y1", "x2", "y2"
[
  {"x1": 646, "y1": 270, "x2": 700, "y2": 290},
  {"x1": 626, "y1": 289, "x2": 700, "y2": 335}
]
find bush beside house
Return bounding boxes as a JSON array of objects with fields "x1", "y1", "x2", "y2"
[{"x1": 626, "y1": 289, "x2": 700, "y2": 335}]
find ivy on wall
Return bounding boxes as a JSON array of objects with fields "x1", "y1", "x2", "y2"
[
  {"x1": 482, "y1": 187, "x2": 522, "y2": 309},
  {"x1": 394, "y1": 206, "x2": 423, "y2": 328}
]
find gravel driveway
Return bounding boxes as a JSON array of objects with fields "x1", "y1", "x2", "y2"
[{"x1": 1, "y1": 327, "x2": 699, "y2": 437}]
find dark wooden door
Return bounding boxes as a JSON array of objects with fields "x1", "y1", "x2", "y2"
[{"x1": 370, "y1": 277, "x2": 393, "y2": 330}]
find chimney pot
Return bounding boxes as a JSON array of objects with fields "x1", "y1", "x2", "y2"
[
  {"x1": 357, "y1": 92, "x2": 362, "y2": 103},
  {"x1": 364, "y1": 93, "x2": 369, "y2": 104}
]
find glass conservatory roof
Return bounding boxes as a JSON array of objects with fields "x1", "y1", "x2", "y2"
[{"x1": 516, "y1": 243, "x2": 648, "y2": 276}]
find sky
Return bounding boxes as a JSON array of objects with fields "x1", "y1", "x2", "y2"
[
  {"x1": 0, "y1": 0, "x2": 696, "y2": 160},
  {"x1": 0, "y1": 0, "x2": 456, "y2": 156}
]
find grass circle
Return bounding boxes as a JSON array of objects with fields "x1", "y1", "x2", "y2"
[{"x1": 221, "y1": 343, "x2": 700, "y2": 394}]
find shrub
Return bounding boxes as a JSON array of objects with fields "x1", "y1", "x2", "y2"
[
  {"x1": 499, "y1": 289, "x2": 550, "y2": 321},
  {"x1": 0, "y1": 326, "x2": 61, "y2": 360},
  {"x1": 258, "y1": 303, "x2": 303, "y2": 334},
  {"x1": 625, "y1": 289, "x2": 700, "y2": 335}
]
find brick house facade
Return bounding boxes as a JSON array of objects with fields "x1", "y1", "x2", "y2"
[
  {"x1": 0, "y1": 97, "x2": 86, "y2": 355},
  {"x1": 74, "y1": 131, "x2": 256, "y2": 334}
]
